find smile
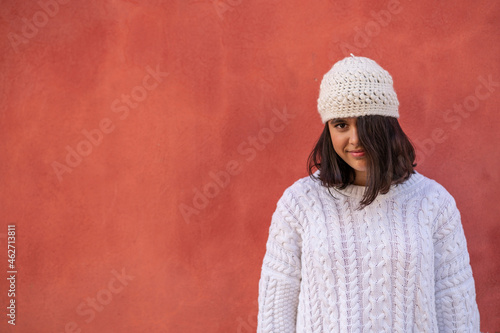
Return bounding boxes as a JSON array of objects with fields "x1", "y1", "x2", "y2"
[{"x1": 349, "y1": 151, "x2": 365, "y2": 157}]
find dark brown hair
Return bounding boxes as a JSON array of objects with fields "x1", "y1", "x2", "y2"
[{"x1": 307, "y1": 115, "x2": 417, "y2": 210}]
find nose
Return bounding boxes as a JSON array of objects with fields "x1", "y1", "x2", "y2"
[{"x1": 349, "y1": 126, "x2": 360, "y2": 146}]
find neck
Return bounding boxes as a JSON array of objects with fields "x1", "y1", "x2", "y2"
[{"x1": 354, "y1": 171, "x2": 367, "y2": 186}]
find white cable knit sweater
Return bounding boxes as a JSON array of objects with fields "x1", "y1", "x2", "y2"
[{"x1": 257, "y1": 170, "x2": 480, "y2": 332}]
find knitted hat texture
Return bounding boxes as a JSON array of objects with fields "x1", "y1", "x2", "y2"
[{"x1": 317, "y1": 55, "x2": 399, "y2": 123}]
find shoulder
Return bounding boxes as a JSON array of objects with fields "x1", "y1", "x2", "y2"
[
  {"x1": 278, "y1": 172, "x2": 324, "y2": 204},
  {"x1": 413, "y1": 171, "x2": 458, "y2": 208},
  {"x1": 271, "y1": 173, "x2": 324, "y2": 225},
  {"x1": 412, "y1": 172, "x2": 464, "y2": 237}
]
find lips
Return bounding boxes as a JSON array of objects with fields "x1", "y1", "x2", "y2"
[{"x1": 349, "y1": 150, "x2": 365, "y2": 157}]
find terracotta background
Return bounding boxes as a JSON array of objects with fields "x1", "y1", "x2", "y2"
[{"x1": 0, "y1": 0, "x2": 499, "y2": 332}]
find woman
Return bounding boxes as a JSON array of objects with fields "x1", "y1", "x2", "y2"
[{"x1": 257, "y1": 55, "x2": 480, "y2": 332}]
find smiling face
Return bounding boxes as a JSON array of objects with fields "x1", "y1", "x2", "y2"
[{"x1": 328, "y1": 117, "x2": 368, "y2": 186}]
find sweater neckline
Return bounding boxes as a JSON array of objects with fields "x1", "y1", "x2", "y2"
[{"x1": 314, "y1": 170, "x2": 425, "y2": 199}]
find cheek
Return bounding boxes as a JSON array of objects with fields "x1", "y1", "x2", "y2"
[{"x1": 329, "y1": 134, "x2": 345, "y2": 155}]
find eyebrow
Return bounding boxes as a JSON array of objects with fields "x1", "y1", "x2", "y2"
[{"x1": 331, "y1": 118, "x2": 348, "y2": 123}]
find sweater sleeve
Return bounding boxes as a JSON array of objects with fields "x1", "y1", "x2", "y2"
[
  {"x1": 257, "y1": 190, "x2": 303, "y2": 333},
  {"x1": 433, "y1": 196, "x2": 480, "y2": 332}
]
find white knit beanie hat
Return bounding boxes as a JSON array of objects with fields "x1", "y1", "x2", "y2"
[{"x1": 317, "y1": 54, "x2": 399, "y2": 123}]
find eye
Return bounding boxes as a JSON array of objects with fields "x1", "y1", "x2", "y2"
[{"x1": 334, "y1": 123, "x2": 347, "y2": 129}]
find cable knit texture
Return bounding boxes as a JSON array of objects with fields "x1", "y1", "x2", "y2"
[{"x1": 257, "y1": 170, "x2": 480, "y2": 332}]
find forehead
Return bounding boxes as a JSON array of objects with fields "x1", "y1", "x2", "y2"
[{"x1": 330, "y1": 117, "x2": 357, "y2": 123}]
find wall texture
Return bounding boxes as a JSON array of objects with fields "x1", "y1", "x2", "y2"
[{"x1": 0, "y1": 0, "x2": 499, "y2": 332}]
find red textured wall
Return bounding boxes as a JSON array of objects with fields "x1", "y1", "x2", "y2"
[{"x1": 0, "y1": 1, "x2": 499, "y2": 332}]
